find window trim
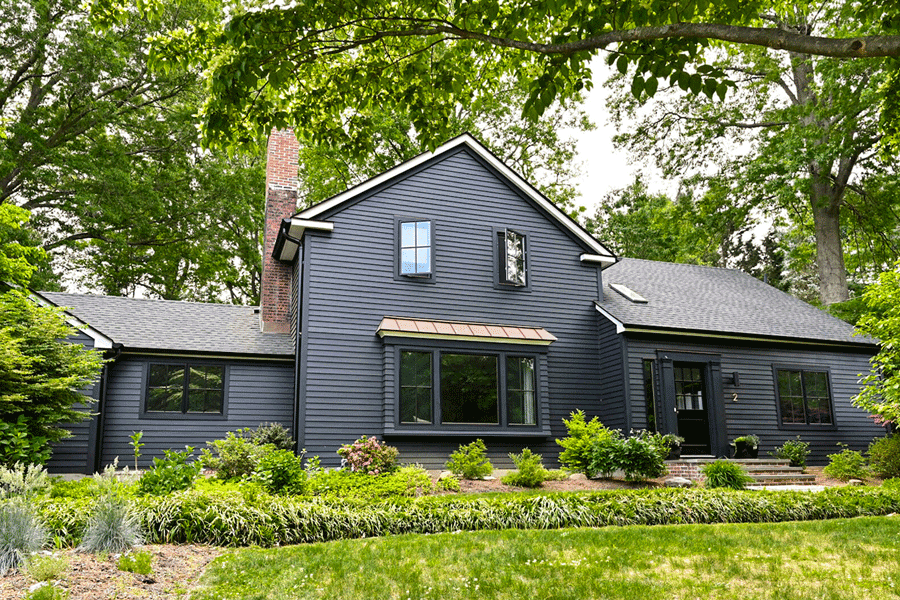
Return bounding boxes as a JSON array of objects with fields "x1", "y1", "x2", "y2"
[
  {"x1": 141, "y1": 360, "x2": 229, "y2": 420},
  {"x1": 492, "y1": 226, "x2": 531, "y2": 291},
  {"x1": 394, "y1": 216, "x2": 435, "y2": 283},
  {"x1": 772, "y1": 365, "x2": 837, "y2": 430},
  {"x1": 391, "y1": 344, "x2": 544, "y2": 432}
]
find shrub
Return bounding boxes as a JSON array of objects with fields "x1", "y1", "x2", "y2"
[
  {"x1": 201, "y1": 431, "x2": 272, "y2": 481},
  {"x1": 250, "y1": 423, "x2": 294, "y2": 451},
  {"x1": 501, "y1": 448, "x2": 550, "y2": 488},
  {"x1": 436, "y1": 474, "x2": 460, "y2": 492},
  {"x1": 338, "y1": 436, "x2": 399, "y2": 475},
  {"x1": 0, "y1": 463, "x2": 50, "y2": 499},
  {"x1": 588, "y1": 431, "x2": 624, "y2": 479},
  {"x1": 617, "y1": 436, "x2": 667, "y2": 481},
  {"x1": 79, "y1": 493, "x2": 142, "y2": 554},
  {"x1": 117, "y1": 549, "x2": 153, "y2": 575},
  {"x1": 48, "y1": 478, "x2": 100, "y2": 500},
  {"x1": 772, "y1": 436, "x2": 811, "y2": 470},
  {"x1": 883, "y1": 478, "x2": 900, "y2": 490},
  {"x1": 868, "y1": 435, "x2": 900, "y2": 479},
  {"x1": 823, "y1": 445, "x2": 871, "y2": 481},
  {"x1": 445, "y1": 439, "x2": 493, "y2": 479},
  {"x1": 23, "y1": 553, "x2": 68, "y2": 581},
  {"x1": 556, "y1": 410, "x2": 613, "y2": 475},
  {"x1": 0, "y1": 499, "x2": 47, "y2": 575},
  {"x1": 700, "y1": 460, "x2": 754, "y2": 490},
  {"x1": 253, "y1": 449, "x2": 307, "y2": 495},
  {"x1": 0, "y1": 418, "x2": 51, "y2": 471},
  {"x1": 24, "y1": 583, "x2": 69, "y2": 600},
  {"x1": 137, "y1": 448, "x2": 202, "y2": 496}
]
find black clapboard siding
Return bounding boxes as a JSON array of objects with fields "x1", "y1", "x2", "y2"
[
  {"x1": 98, "y1": 356, "x2": 294, "y2": 467},
  {"x1": 47, "y1": 333, "x2": 100, "y2": 473},
  {"x1": 300, "y1": 148, "x2": 604, "y2": 468},
  {"x1": 623, "y1": 333, "x2": 883, "y2": 464}
]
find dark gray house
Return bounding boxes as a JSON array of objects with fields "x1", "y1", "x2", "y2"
[{"x1": 40, "y1": 132, "x2": 883, "y2": 473}]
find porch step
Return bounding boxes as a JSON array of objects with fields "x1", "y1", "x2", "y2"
[{"x1": 666, "y1": 458, "x2": 815, "y2": 486}]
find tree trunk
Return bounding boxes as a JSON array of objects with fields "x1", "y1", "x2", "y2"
[{"x1": 810, "y1": 183, "x2": 849, "y2": 305}]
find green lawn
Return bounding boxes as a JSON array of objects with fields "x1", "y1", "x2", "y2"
[{"x1": 192, "y1": 515, "x2": 900, "y2": 600}]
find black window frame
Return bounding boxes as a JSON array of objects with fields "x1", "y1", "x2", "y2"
[
  {"x1": 141, "y1": 360, "x2": 229, "y2": 420},
  {"x1": 772, "y1": 365, "x2": 837, "y2": 430},
  {"x1": 492, "y1": 226, "x2": 531, "y2": 291},
  {"x1": 394, "y1": 217, "x2": 435, "y2": 283},
  {"x1": 394, "y1": 347, "x2": 542, "y2": 430}
]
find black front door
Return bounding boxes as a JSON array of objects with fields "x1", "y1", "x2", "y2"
[{"x1": 673, "y1": 362, "x2": 711, "y2": 455}]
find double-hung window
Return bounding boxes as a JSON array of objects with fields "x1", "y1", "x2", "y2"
[
  {"x1": 399, "y1": 220, "x2": 432, "y2": 278},
  {"x1": 146, "y1": 363, "x2": 226, "y2": 416},
  {"x1": 499, "y1": 228, "x2": 527, "y2": 286},
  {"x1": 774, "y1": 367, "x2": 834, "y2": 426},
  {"x1": 397, "y1": 350, "x2": 538, "y2": 428}
]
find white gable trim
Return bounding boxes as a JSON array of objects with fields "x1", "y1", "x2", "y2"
[
  {"x1": 277, "y1": 219, "x2": 334, "y2": 261},
  {"x1": 30, "y1": 291, "x2": 115, "y2": 349},
  {"x1": 594, "y1": 301, "x2": 626, "y2": 334},
  {"x1": 295, "y1": 133, "x2": 615, "y2": 259}
]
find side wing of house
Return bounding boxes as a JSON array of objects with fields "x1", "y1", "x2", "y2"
[{"x1": 287, "y1": 141, "x2": 615, "y2": 468}]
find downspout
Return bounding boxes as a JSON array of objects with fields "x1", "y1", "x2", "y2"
[{"x1": 292, "y1": 243, "x2": 304, "y2": 453}]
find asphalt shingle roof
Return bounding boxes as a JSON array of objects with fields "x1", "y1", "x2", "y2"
[
  {"x1": 40, "y1": 292, "x2": 294, "y2": 357},
  {"x1": 599, "y1": 258, "x2": 872, "y2": 346}
]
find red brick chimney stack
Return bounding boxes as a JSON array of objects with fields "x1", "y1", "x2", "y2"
[{"x1": 260, "y1": 129, "x2": 299, "y2": 334}]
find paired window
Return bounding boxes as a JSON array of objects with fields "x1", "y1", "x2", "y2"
[
  {"x1": 146, "y1": 363, "x2": 225, "y2": 415},
  {"x1": 775, "y1": 368, "x2": 833, "y2": 426},
  {"x1": 399, "y1": 350, "x2": 537, "y2": 427},
  {"x1": 499, "y1": 228, "x2": 527, "y2": 286},
  {"x1": 399, "y1": 220, "x2": 432, "y2": 277}
]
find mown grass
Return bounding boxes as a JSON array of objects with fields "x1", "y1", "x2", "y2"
[{"x1": 193, "y1": 515, "x2": 900, "y2": 600}]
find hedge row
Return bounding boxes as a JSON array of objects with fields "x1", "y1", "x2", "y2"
[{"x1": 38, "y1": 487, "x2": 900, "y2": 548}]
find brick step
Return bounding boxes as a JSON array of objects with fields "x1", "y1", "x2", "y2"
[
  {"x1": 748, "y1": 473, "x2": 818, "y2": 486},
  {"x1": 741, "y1": 465, "x2": 807, "y2": 475}
]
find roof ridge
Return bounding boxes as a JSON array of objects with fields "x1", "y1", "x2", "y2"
[{"x1": 41, "y1": 291, "x2": 258, "y2": 310}]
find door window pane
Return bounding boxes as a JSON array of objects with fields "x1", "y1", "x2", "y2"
[
  {"x1": 674, "y1": 367, "x2": 704, "y2": 410},
  {"x1": 441, "y1": 354, "x2": 498, "y2": 424}
]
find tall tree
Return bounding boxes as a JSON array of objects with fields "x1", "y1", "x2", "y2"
[
  {"x1": 608, "y1": 4, "x2": 896, "y2": 305},
  {"x1": 1, "y1": 0, "x2": 265, "y2": 303}
]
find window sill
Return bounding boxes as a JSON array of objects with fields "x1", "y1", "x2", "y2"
[
  {"x1": 384, "y1": 427, "x2": 551, "y2": 438},
  {"x1": 140, "y1": 412, "x2": 227, "y2": 421}
]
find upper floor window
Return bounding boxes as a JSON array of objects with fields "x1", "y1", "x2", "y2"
[
  {"x1": 399, "y1": 220, "x2": 432, "y2": 277},
  {"x1": 775, "y1": 368, "x2": 834, "y2": 426},
  {"x1": 146, "y1": 363, "x2": 225, "y2": 415},
  {"x1": 497, "y1": 228, "x2": 528, "y2": 287}
]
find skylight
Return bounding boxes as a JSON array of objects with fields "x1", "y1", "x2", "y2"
[{"x1": 609, "y1": 283, "x2": 648, "y2": 304}]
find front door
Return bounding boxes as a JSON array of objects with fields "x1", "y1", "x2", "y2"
[{"x1": 673, "y1": 362, "x2": 711, "y2": 455}]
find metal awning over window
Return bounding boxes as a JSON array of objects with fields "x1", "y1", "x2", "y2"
[{"x1": 377, "y1": 317, "x2": 557, "y2": 345}]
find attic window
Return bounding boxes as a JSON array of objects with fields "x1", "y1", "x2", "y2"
[
  {"x1": 499, "y1": 229, "x2": 527, "y2": 286},
  {"x1": 609, "y1": 283, "x2": 648, "y2": 304}
]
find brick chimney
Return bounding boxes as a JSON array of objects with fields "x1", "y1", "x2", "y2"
[{"x1": 260, "y1": 129, "x2": 299, "y2": 334}]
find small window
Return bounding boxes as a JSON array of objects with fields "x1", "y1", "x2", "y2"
[
  {"x1": 643, "y1": 359, "x2": 657, "y2": 432},
  {"x1": 500, "y1": 229, "x2": 527, "y2": 286},
  {"x1": 776, "y1": 368, "x2": 833, "y2": 426},
  {"x1": 147, "y1": 363, "x2": 224, "y2": 415},
  {"x1": 399, "y1": 220, "x2": 431, "y2": 277}
]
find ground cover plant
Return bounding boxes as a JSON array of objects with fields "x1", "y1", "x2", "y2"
[{"x1": 191, "y1": 516, "x2": 900, "y2": 600}]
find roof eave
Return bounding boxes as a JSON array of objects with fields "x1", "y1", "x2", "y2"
[{"x1": 273, "y1": 218, "x2": 334, "y2": 262}]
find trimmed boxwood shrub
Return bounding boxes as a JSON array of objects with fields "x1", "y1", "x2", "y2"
[{"x1": 36, "y1": 486, "x2": 900, "y2": 549}]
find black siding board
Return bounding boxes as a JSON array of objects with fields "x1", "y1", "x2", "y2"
[
  {"x1": 98, "y1": 356, "x2": 294, "y2": 467},
  {"x1": 302, "y1": 150, "x2": 605, "y2": 468},
  {"x1": 623, "y1": 334, "x2": 884, "y2": 464},
  {"x1": 596, "y1": 317, "x2": 626, "y2": 430}
]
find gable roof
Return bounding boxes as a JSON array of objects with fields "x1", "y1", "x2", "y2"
[
  {"x1": 277, "y1": 133, "x2": 616, "y2": 263},
  {"x1": 38, "y1": 292, "x2": 294, "y2": 357},
  {"x1": 596, "y1": 258, "x2": 874, "y2": 347}
]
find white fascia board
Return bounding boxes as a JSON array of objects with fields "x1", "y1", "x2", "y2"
[
  {"x1": 594, "y1": 302, "x2": 626, "y2": 334},
  {"x1": 29, "y1": 291, "x2": 115, "y2": 349},
  {"x1": 580, "y1": 253, "x2": 617, "y2": 267},
  {"x1": 277, "y1": 219, "x2": 334, "y2": 261},
  {"x1": 296, "y1": 133, "x2": 615, "y2": 259}
]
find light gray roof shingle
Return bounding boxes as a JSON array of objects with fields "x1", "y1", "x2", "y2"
[
  {"x1": 39, "y1": 292, "x2": 294, "y2": 357},
  {"x1": 599, "y1": 258, "x2": 872, "y2": 346}
]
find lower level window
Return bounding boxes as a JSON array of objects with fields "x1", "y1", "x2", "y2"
[
  {"x1": 398, "y1": 350, "x2": 538, "y2": 427},
  {"x1": 147, "y1": 363, "x2": 224, "y2": 414},
  {"x1": 776, "y1": 368, "x2": 833, "y2": 425}
]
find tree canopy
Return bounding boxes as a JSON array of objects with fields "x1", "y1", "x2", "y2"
[{"x1": 97, "y1": 0, "x2": 900, "y2": 155}]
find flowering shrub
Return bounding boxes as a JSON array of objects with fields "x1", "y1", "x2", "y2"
[{"x1": 337, "y1": 436, "x2": 399, "y2": 475}]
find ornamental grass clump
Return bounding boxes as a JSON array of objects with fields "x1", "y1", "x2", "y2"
[
  {"x1": 79, "y1": 492, "x2": 142, "y2": 554},
  {"x1": 0, "y1": 499, "x2": 47, "y2": 575},
  {"x1": 700, "y1": 460, "x2": 754, "y2": 490},
  {"x1": 337, "y1": 436, "x2": 399, "y2": 475}
]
